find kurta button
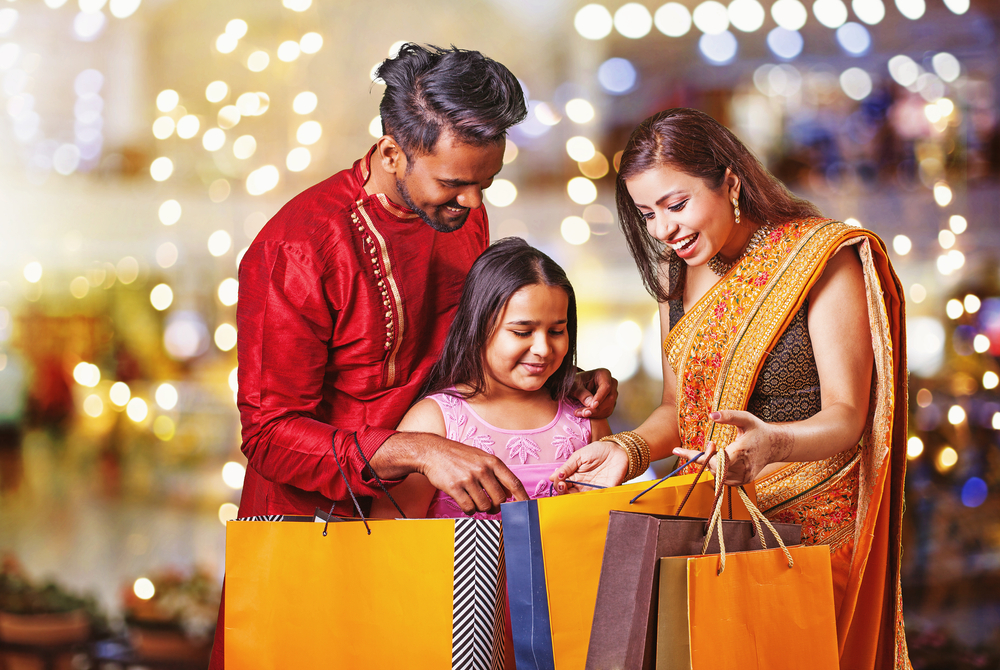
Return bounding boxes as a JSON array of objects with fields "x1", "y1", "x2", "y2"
[
  {"x1": 377, "y1": 281, "x2": 384, "y2": 287},
  {"x1": 385, "y1": 311, "x2": 391, "y2": 317},
  {"x1": 383, "y1": 300, "x2": 389, "y2": 306}
]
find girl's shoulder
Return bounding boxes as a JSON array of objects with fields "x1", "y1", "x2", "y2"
[{"x1": 396, "y1": 397, "x2": 447, "y2": 435}]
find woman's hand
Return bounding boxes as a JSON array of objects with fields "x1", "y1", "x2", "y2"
[
  {"x1": 549, "y1": 440, "x2": 629, "y2": 493},
  {"x1": 673, "y1": 410, "x2": 793, "y2": 486}
]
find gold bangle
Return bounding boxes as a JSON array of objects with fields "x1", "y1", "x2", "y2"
[
  {"x1": 599, "y1": 435, "x2": 636, "y2": 480},
  {"x1": 620, "y1": 430, "x2": 651, "y2": 475},
  {"x1": 600, "y1": 431, "x2": 650, "y2": 480}
]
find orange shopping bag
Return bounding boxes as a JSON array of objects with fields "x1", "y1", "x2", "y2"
[
  {"x1": 656, "y1": 454, "x2": 838, "y2": 670},
  {"x1": 225, "y1": 514, "x2": 506, "y2": 670}
]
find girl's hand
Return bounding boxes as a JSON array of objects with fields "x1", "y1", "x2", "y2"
[
  {"x1": 549, "y1": 440, "x2": 629, "y2": 493},
  {"x1": 673, "y1": 410, "x2": 792, "y2": 486}
]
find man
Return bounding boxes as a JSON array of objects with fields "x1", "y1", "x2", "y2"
[{"x1": 210, "y1": 44, "x2": 616, "y2": 666}]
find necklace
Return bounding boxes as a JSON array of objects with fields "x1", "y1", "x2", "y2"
[{"x1": 706, "y1": 226, "x2": 770, "y2": 277}]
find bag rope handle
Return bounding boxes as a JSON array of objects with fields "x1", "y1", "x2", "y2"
[
  {"x1": 701, "y1": 449, "x2": 794, "y2": 574},
  {"x1": 324, "y1": 430, "x2": 371, "y2": 536},
  {"x1": 352, "y1": 433, "x2": 406, "y2": 519},
  {"x1": 628, "y1": 451, "x2": 707, "y2": 506}
]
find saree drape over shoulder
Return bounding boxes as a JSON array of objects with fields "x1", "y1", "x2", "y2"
[{"x1": 663, "y1": 218, "x2": 911, "y2": 669}]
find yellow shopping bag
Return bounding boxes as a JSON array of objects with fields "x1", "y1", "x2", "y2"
[{"x1": 225, "y1": 515, "x2": 506, "y2": 670}]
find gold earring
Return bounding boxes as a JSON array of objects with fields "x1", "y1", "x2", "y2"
[{"x1": 732, "y1": 197, "x2": 740, "y2": 225}]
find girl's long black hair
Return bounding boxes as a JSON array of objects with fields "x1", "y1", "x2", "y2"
[{"x1": 422, "y1": 236, "x2": 577, "y2": 402}]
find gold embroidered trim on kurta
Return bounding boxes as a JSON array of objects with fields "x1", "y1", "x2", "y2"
[
  {"x1": 355, "y1": 203, "x2": 406, "y2": 387},
  {"x1": 375, "y1": 193, "x2": 420, "y2": 220}
]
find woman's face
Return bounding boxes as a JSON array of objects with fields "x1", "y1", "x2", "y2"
[
  {"x1": 483, "y1": 284, "x2": 569, "y2": 397},
  {"x1": 625, "y1": 164, "x2": 746, "y2": 267}
]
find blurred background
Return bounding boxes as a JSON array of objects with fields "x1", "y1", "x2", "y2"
[{"x1": 0, "y1": 0, "x2": 998, "y2": 667}]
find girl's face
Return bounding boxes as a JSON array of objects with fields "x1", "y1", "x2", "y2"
[
  {"x1": 484, "y1": 283, "x2": 570, "y2": 397},
  {"x1": 626, "y1": 164, "x2": 746, "y2": 267}
]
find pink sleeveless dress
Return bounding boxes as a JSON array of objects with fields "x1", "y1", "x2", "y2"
[{"x1": 424, "y1": 390, "x2": 593, "y2": 520}]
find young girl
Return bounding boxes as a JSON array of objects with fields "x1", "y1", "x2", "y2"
[{"x1": 372, "y1": 237, "x2": 610, "y2": 519}]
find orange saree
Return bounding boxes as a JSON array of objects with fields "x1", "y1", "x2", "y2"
[{"x1": 664, "y1": 217, "x2": 911, "y2": 669}]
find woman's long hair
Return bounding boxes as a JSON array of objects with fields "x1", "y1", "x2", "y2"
[
  {"x1": 615, "y1": 108, "x2": 821, "y2": 302},
  {"x1": 422, "y1": 237, "x2": 577, "y2": 402}
]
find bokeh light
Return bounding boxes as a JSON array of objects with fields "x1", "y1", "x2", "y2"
[
  {"x1": 218, "y1": 278, "x2": 239, "y2": 306},
  {"x1": 287, "y1": 147, "x2": 311, "y2": 172},
  {"x1": 693, "y1": 1, "x2": 729, "y2": 33},
  {"x1": 222, "y1": 462, "x2": 246, "y2": 489},
  {"x1": 293, "y1": 91, "x2": 317, "y2": 114},
  {"x1": 947, "y1": 404, "x2": 966, "y2": 425},
  {"x1": 247, "y1": 51, "x2": 270, "y2": 72},
  {"x1": 567, "y1": 177, "x2": 598, "y2": 204},
  {"x1": 297, "y1": 120, "x2": 322, "y2": 145},
  {"x1": 150, "y1": 157, "x2": 173, "y2": 181},
  {"x1": 208, "y1": 230, "x2": 233, "y2": 257},
  {"x1": 155, "y1": 383, "x2": 178, "y2": 410},
  {"x1": 206, "y1": 80, "x2": 228, "y2": 103},
  {"x1": 233, "y1": 135, "x2": 256, "y2": 159},
  {"x1": 701, "y1": 31, "x2": 739, "y2": 63},
  {"x1": 218, "y1": 503, "x2": 239, "y2": 525},
  {"x1": 892, "y1": 235, "x2": 911, "y2": 255},
  {"x1": 906, "y1": 436, "x2": 924, "y2": 459},
  {"x1": 109, "y1": 381, "x2": 131, "y2": 407},
  {"x1": 561, "y1": 216, "x2": 591, "y2": 245},
  {"x1": 150, "y1": 283, "x2": 173, "y2": 311},
  {"x1": 852, "y1": 0, "x2": 885, "y2": 23},
  {"x1": 156, "y1": 89, "x2": 178, "y2": 113},
  {"x1": 840, "y1": 67, "x2": 872, "y2": 100},
  {"x1": 961, "y1": 478, "x2": 988, "y2": 508},
  {"x1": 936, "y1": 446, "x2": 958, "y2": 472},
  {"x1": 813, "y1": 0, "x2": 848, "y2": 27},
  {"x1": 133, "y1": 578, "x2": 155, "y2": 600},
  {"x1": 895, "y1": 0, "x2": 925, "y2": 20},
  {"x1": 565, "y1": 98, "x2": 595, "y2": 123},
  {"x1": 566, "y1": 136, "x2": 596, "y2": 162},
  {"x1": 655, "y1": 2, "x2": 692, "y2": 36},
  {"x1": 614, "y1": 3, "x2": 653, "y2": 38},
  {"x1": 300, "y1": 32, "x2": 323, "y2": 53},
  {"x1": 158, "y1": 199, "x2": 181, "y2": 226},
  {"x1": 984, "y1": 371, "x2": 999, "y2": 389},
  {"x1": 771, "y1": 0, "x2": 808, "y2": 29},
  {"x1": 215, "y1": 323, "x2": 238, "y2": 351},
  {"x1": 484, "y1": 179, "x2": 517, "y2": 207},
  {"x1": 597, "y1": 58, "x2": 637, "y2": 94},
  {"x1": 575, "y1": 4, "x2": 614, "y2": 39},
  {"x1": 767, "y1": 27, "x2": 803, "y2": 60},
  {"x1": 126, "y1": 397, "x2": 148, "y2": 422}
]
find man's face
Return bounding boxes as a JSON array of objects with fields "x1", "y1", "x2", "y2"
[{"x1": 394, "y1": 131, "x2": 506, "y2": 233}]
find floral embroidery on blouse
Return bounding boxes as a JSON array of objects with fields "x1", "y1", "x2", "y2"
[
  {"x1": 506, "y1": 435, "x2": 541, "y2": 464},
  {"x1": 552, "y1": 413, "x2": 589, "y2": 460},
  {"x1": 436, "y1": 393, "x2": 496, "y2": 455}
]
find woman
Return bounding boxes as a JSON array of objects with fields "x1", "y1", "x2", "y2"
[{"x1": 552, "y1": 108, "x2": 910, "y2": 669}]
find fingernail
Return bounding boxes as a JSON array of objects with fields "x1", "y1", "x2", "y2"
[
  {"x1": 710, "y1": 412, "x2": 721, "y2": 421},
  {"x1": 558, "y1": 472, "x2": 565, "y2": 479}
]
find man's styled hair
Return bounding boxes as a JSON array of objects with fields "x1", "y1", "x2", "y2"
[
  {"x1": 375, "y1": 43, "x2": 527, "y2": 158},
  {"x1": 421, "y1": 237, "x2": 578, "y2": 403}
]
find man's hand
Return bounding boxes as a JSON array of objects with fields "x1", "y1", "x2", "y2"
[
  {"x1": 369, "y1": 432, "x2": 529, "y2": 515},
  {"x1": 572, "y1": 368, "x2": 619, "y2": 419}
]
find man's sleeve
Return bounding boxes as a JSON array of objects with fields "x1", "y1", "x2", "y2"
[{"x1": 236, "y1": 239, "x2": 398, "y2": 501}]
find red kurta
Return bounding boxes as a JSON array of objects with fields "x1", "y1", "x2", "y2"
[
  {"x1": 210, "y1": 148, "x2": 489, "y2": 668},
  {"x1": 235, "y1": 147, "x2": 489, "y2": 517}
]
